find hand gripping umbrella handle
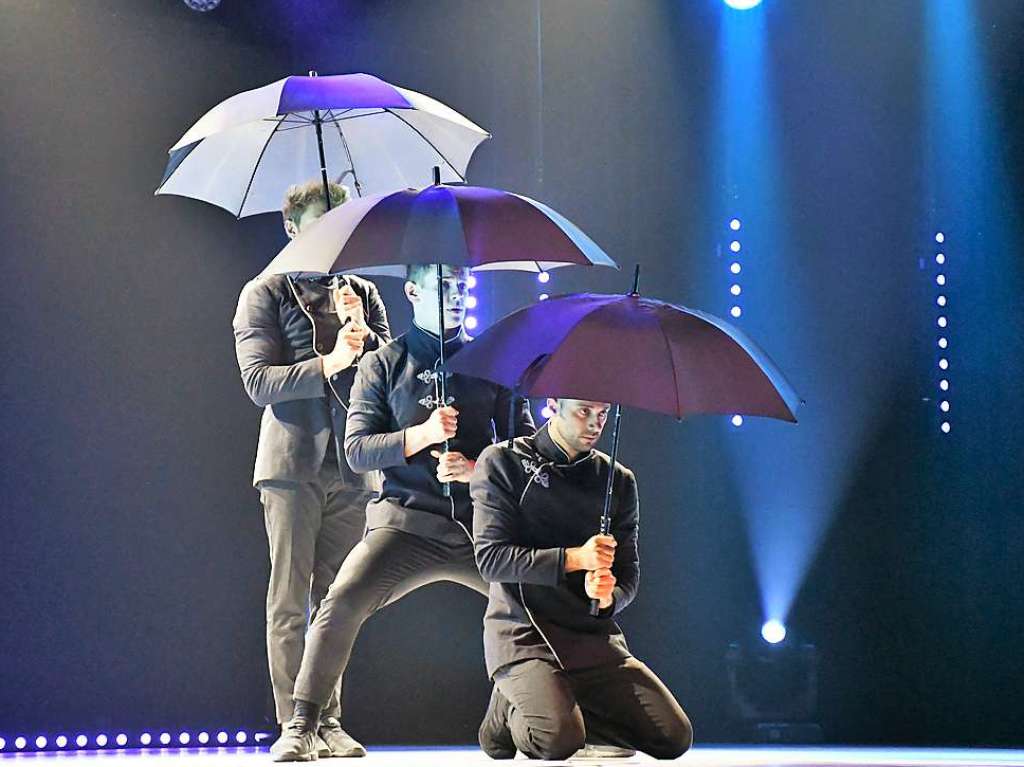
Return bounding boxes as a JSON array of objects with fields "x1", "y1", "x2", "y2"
[{"x1": 590, "y1": 404, "x2": 622, "y2": 617}]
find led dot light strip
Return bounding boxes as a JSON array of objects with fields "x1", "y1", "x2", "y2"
[
  {"x1": 934, "y1": 232, "x2": 951, "y2": 434},
  {"x1": 0, "y1": 729, "x2": 271, "y2": 754},
  {"x1": 728, "y1": 217, "x2": 744, "y2": 428}
]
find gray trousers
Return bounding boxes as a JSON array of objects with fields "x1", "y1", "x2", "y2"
[
  {"x1": 483, "y1": 657, "x2": 693, "y2": 761},
  {"x1": 260, "y1": 460, "x2": 370, "y2": 723},
  {"x1": 293, "y1": 527, "x2": 488, "y2": 707}
]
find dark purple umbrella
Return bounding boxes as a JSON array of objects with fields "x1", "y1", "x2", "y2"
[{"x1": 445, "y1": 270, "x2": 801, "y2": 612}]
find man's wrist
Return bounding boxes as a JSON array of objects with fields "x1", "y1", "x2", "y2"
[{"x1": 564, "y1": 547, "x2": 581, "y2": 573}]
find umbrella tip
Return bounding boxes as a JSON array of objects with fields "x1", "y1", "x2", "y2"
[
  {"x1": 630, "y1": 264, "x2": 641, "y2": 296},
  {"x1": 432, "y1": 166, "x2": 442, "y2": 185}
]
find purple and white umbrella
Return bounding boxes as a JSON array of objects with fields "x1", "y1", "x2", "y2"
[
  {"x1": 155, "y1": 72, "x2": 489, "y2": 217},
  {"x1": 260, "y1": 182, "x2": 618, "y2": 278}
]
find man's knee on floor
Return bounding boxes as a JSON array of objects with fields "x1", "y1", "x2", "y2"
[
  {"x1": 521, "y1": 711, "x2": 585, "y2": 761},
  {"x1": 646, "y1": 713, "x2": 693, "y2": 760}
]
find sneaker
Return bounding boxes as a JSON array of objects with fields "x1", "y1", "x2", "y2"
[
  {"x1": 571, "y1": 743, "x2": 637, "y2": 759},
  {"x1": 271, "y1": 717, "x2": 319, "y2": 762},
  {"x1": 478, "y1": 685, "x2": 516, "y2": 759},
  {"x1": 317, "y1": 717, "x2": 366, "y2": 758}
]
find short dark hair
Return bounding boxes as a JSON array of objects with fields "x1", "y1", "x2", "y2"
[{"x1": 405, "y1": 263, "x2": 434, "y2": 285}]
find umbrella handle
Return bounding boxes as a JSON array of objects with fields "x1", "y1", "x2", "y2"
[
  {"x1": 435, "y1": 263, "x2": 451, "y2": 498},
  {"x1": 590, "y1": 403, "x2": 622, "y2": 617}
]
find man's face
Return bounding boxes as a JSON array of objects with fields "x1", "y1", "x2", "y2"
[
  {"x1": 406, "y1": 266, "x2": 470, "y2": 331},
  {"x1": 549, "y1": 398, "x2": 611, "y2": 454},
  {"x1": 283, "y1": 200, "x2": 328, "y2": 239}
]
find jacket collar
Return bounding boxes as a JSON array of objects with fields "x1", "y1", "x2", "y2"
[
  {"x1": 533, "y1": 421, "x2": 594, "y2": 466},
  {"x1": 406, "y1": 322, "x2": 468, "y2": 365}
]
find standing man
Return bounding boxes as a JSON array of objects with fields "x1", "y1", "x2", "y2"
[
  {"x1": 471, "y1": 399, "x2": 693, "y2": 761},
  {"x1": 233, "y1": 179, "x2": 390, "y2": 757},
  {"x1": 272, "y1": 264, "x2": 534, "y2": 762}
]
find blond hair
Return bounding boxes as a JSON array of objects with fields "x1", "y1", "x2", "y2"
[{"x1": 282, "y1": 179, "x2": 350, "y2": 224}]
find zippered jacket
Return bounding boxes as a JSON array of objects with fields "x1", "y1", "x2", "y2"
[{"x1": 471, "y1": 422, "x2": 639, "y2": 677}]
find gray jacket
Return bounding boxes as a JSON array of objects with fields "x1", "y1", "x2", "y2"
[{"x1": 233, "y1": 273, "x2": 390, "y2": 487}]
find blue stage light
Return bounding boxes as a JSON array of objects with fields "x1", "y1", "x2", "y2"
[
  {"x1": 140, "y1": 732, "x2": 152, "y2": 746},
  {"x1": 217, "y1": 731, "x2": 229, "y2": 744},
  {"x1": 939, "y1": 358, "x2": 949, "y2": 370},
  {"x1": 761, "y1": 619, "x2": 786, "y2": 644},
  {"x1": 731, "y1": 284, "x2": 742, "y2": 295},
  {"x1": 730, "y1": 306, "x2": 742, "y2": 318},
  {"x1": 730, "y1": 218, "x2": 742, "y2": 231},
  {"x1": 936, "y1": 295, "x2": 947, "y2": 307},
  {"x1": 14, "y1": 737, "x2": 26, "y2": 750},
  {"x1": 198, "y1": 732, "x2": 210, "y2": 745},
  {"x1": 96, "y1": 734, "x2": 108, "y2": 747},
  {"x1": 160, "y1": 732, "x2": 171, "y2": 745},
  {"x1": 724, "y1": 0, "x2": 763, "y2": 9},
  {"x1": 35, "y1": 736, "x2": 47, "y2": 749},
  {"x1": 56, "y1": 735, "x2": 68, "y2": 748},
  {"x1": 465, "y1": 295, "x2": 478, "y2": 309},
  {"x1": 466, "y1": 274, "x2": 478, "y2": 289},
  {"x1": 730, "y1": 240, "x2": 742, "y2": 253},
  {"x1": 537, "y1": 271, "x2": 550, "y2": 284},
  {"x1": 935, "y1": 232, "x2": 945, "y2": 243},
  {"x1": 539, "y1": 293, "x2": 549, "y2": 301},
  {"x1": 0, "y1": 737, "x2": 5, "y2": 750},
  {"x1": 236, "y1": 731, "x2": 248, "y2": 744},
  {"x1": 179, "y1": 732, "x2": 191, "y2": 745},
  {"x1": 940, "y1": 400, "x2": 950, "y2": 412},
  {"x1": 937, "y1": 316, "x2": 948, "y2": 328},
  {"x1": 941, "y1": 421, "x2": 951, "y2": 433},
  {"x1": 936, "y1": 274, "x2": 946, "y2": 286},
  {"x1": 75, "y1": 735, "x2": 87, "y2": 748},
  {"x1": 465, "y1": 316, "x2": 478, "y2": 330},
  {"x1": 116, "y1": 734, "x2": 128, "y2": 747},
  {"x1": 936, "y1": 253, "x2": 945, "y2": 265},
  {"x1": 730, "y1": 262, "x2": 742, "y2": 274},
  {"x1": 732, "y1": 415, "x2": 744, "y2": 427},
  {"x1": 938, "y1": 337, "x2": 948, "y2": 349},
  {"x1": 940, "y1": 379, "x2": 949, "y2": 391}
]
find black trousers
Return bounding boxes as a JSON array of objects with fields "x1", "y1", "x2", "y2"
[
  {"x1": 293, "y1": 527, "x2": 487, "y2": 707},
  {"x1": 482, "y1": 657, "x2": 692, "y2": 761}
]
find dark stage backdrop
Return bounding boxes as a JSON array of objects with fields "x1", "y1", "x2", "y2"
[{"x1": 1, "y1": 0, "x2": 1022, "y2": 747}]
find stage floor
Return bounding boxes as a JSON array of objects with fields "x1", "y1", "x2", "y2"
[{"x1": 2, "y1": 746, "x2": 1022, "y2": 766}]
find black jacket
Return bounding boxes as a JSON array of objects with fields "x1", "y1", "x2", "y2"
[
  {"x1": 233, "y1": 273, "x2": 390, "y2": 486},
  {"x1": 471, "y1": 422, "x2": 639, "y2": 676},
  {"x1": 344, "y1": 323, "x2": 535, "y2": 543}
]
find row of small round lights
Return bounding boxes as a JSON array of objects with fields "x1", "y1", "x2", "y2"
[
  {"x1": 934, "y1": 232, "x2": 951, "y2": 434},
  {"x1": 728, "y1": 218, "x2": 744, "y2": 428},
  {"x1": 0, "y1": 730, "x2": 255, "y2": 753}
]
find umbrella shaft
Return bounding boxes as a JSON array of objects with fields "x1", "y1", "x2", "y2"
[{"x1": 313, "y1": 109, "x2": 332, "y2": 211}]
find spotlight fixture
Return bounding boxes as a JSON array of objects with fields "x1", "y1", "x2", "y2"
[
  {"x1": 724, "y1": 0, "x2": 763, "y2": 9},
  {"x1": 182, "y1": 0, "x2": 222, "y2": 10},
  {"x1": 761, "y1": 620, "x2": 786, "y2": 644}
]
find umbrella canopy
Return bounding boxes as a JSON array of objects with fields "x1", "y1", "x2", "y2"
[
  {"x1": 445, "y1": 291, "x2": 801, "y2": 422},
  {"x1": 260, "y1": 183, "x2": 619, "y2": 278},
  {"x1": 155, "y1": 72, "x2": 489, "y2": 217}
]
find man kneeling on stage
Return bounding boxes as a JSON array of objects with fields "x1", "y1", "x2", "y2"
[{"x1": 471, "y1": 398, "x2": 693, "y2": 761}]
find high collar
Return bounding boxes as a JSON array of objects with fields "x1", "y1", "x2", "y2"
[
  {"x1": 406, "y1": 321, "x2": 467, "y2": 364},
  {"x1": 533, "y1": 421, "x2": 594, "y2": 466}
]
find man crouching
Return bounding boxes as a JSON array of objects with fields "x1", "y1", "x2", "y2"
[{"x1": 470, "y1": 398, "x2": 693, "y2": 760}]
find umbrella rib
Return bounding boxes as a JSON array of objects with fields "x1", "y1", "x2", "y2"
[
  {"x1": 236, "y1": 114, "x2": 287, "y2": 219},
  {"x1": 387, "y1": 109, "x2": 465, "y2": 181},
  {"x1": 656, "y1": 310, "x2": 683, "y2": 419}
]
